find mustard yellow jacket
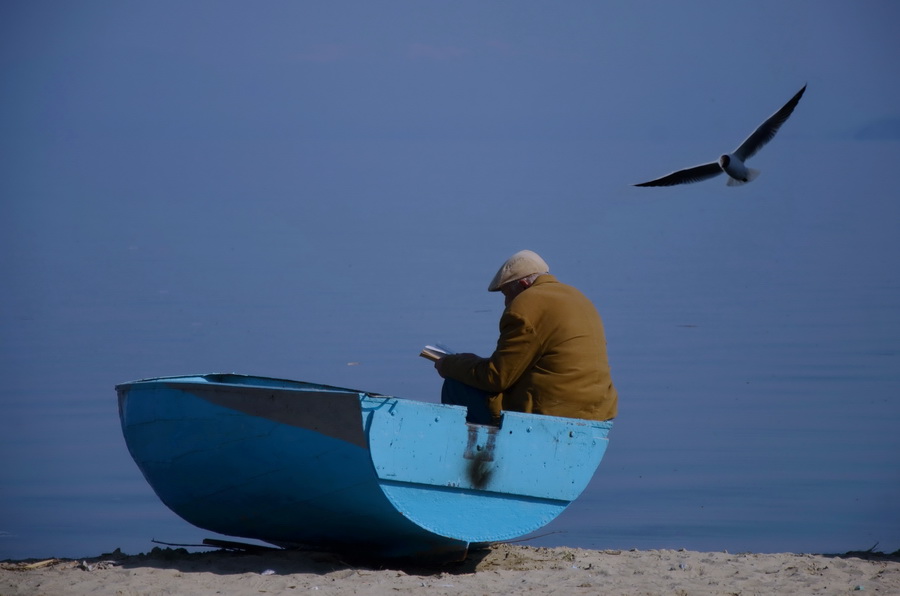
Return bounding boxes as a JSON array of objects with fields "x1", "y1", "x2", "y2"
[{"x1": 441, "y1": 275, "x2": 617, "y2": 421}]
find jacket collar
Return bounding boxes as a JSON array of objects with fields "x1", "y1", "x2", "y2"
[{"x1": 530, "y1": 273, "x2": 558, "y2": 287}]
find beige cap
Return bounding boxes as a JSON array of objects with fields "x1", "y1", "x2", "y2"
[{"x1": 488, "y1": 250, "x2": 550, "y2": 291}]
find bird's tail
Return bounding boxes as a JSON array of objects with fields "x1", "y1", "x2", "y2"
[{"x1": 726, "y1": 168, "x2": 760, "y2": 186}]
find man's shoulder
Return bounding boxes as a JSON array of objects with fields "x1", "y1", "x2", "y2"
[
  {"x1": 529, "y1": 275, "x2": 583, "y2": 298},
  {"x1": 532, "y1": 274, "x2": 559, "y2": 287},
  {"x1": 519, "y1": 277, "x2": 594, "y2": 313},
  {"x1": 509, "y1": 276, "x2": 571, "y2": 313}
]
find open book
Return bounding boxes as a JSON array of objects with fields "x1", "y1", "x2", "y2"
[{"x1": 419, "y1": 344, "x2": 454, "y2": 362}]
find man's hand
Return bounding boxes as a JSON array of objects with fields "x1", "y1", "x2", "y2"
[{"x1": 435, "y1": 353, "x2": 480, "y2": 379}]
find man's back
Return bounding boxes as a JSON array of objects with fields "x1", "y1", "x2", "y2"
[
  {"x1": 440, "y1": 274, "x2": 618, "y2": 422},
  {"x1": 500, "y1": 275, "x2": 618, "y2": 421}
]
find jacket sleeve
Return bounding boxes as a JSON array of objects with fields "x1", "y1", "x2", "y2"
[{"x1": 440, "y1": 310, "x2": 541, "y2": 393}]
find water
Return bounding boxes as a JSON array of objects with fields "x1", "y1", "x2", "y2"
[{"x1": 2, "y1": 137, "x2": 899, "y2": 559}]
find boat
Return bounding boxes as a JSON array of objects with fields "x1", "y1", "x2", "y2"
[{"x1": 116, "y1": 373, "x2": 613, "y2": 561}]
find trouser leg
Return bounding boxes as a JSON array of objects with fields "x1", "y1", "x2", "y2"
[{"x1": 440, "y1": 379, "x2": 495, "y2": 425}]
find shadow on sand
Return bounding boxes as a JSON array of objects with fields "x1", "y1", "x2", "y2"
[
  {"x1": 108, "y1": 540, "x2": 497, "y2": 577},
  {"x1": 822, "y1": 544, "x2": 900, "y2": 563}
]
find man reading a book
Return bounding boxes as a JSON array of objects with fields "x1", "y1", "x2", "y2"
[{"x1": 434, "y1": 249, "x2": 618, "y2": 425}]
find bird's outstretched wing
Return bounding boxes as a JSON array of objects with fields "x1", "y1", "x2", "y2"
[
  {"x1": 633, "y1": 162, "x2": 722, "y2": 187},
  {"x1": 733, "y1": 84, "x2": 806, "y2": 162}
]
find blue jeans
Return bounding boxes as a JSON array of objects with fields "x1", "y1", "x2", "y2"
[{"x1": 441, "y1": 379, "x2": 496, "y2": 425}]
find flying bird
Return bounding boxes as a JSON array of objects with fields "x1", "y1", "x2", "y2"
[{"x1": 634, "y1": 84, "x2": 807, "y2": 187}]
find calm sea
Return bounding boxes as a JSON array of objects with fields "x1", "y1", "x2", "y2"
[{"x1": 2, "y1": 138, "x2": 898, "y2": 559}]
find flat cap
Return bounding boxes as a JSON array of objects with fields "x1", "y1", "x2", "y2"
[{"x1": 488, "y1": 250, "x2": 550, "y2": 292}]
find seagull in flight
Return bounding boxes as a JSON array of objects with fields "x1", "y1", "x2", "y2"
[{"x1": 634, "y1": 84, "x2": 807, "y2": 187}]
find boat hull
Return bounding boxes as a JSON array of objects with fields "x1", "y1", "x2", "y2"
[{"x1": 117, "y1": 374, "x2": 612, "y2": 559}]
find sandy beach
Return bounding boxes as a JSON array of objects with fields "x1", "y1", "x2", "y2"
[{"x1": 2, "y1": 543, "x2": 898, "y2": 596}]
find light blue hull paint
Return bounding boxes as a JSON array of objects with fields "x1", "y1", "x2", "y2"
[{"x1": 117, "y1": 374, "x2": 612, "y2": 559}]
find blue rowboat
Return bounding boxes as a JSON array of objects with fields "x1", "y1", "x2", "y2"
[{"x1": 116, "y1": 373, "x2": 612, "y2": 561}]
